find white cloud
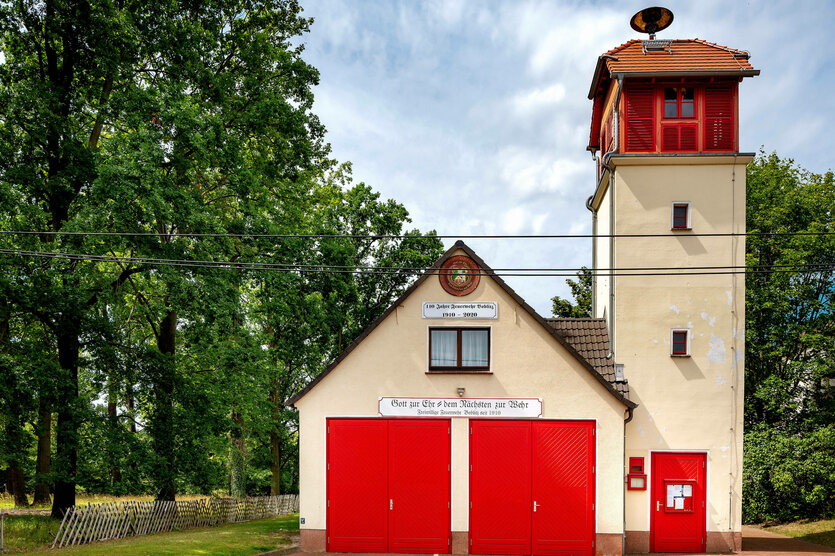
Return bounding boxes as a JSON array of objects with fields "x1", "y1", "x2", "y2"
[{"x1": 301, "y1": 0, "x2": 835, "y2": 314}]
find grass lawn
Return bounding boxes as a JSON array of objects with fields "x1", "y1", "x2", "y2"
[
  {"x1": 760, "y1": 517, "x2": 835, "y2": 549},
  {"x1": 1, "y1": 512, "x2": 299, "y2": 555}
]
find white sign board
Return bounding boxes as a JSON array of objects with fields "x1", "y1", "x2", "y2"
[
  {"x1": 422, "y1": 302, "x2": 498, "y2": 319},
  {"x1": 379, "y1": 397, "x2": 542, "y2": 418}
]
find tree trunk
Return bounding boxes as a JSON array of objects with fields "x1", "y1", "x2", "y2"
[
  {"x1": 5, "y1": 469, "x2": 13, "y2": 495},
  {"x1": 153, "y1": 309, "x2": 177, "y2": 501},
  {"x1": 52, "y1": 322, "x2": 79, "y2": 519},
  {"x1": 108, "y1": 376, "x2": 122, "y2": 487},
  {"x1": 33, "y1": 399, "x2": 52, "y2": 506},
  {"x1": 269, "y1": 384, "x2": 281, "y2": 495},
  {"x1": 10, "y1": 465, "x2": 28, "y2": 508},
  {"x1": 125, "y1": 383, "x2": 137, "y2": 434},
  {"x1": 230, "y1": 410, "x2": 246, "y2": 498}
]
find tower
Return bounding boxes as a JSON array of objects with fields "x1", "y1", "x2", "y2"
[{"x1": 586, "y1": 9, "x2": 759, "y2": 553}]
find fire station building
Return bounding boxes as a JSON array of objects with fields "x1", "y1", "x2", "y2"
[{"x1": 290, "y1": 26, "x2": 758, "y2": 556}]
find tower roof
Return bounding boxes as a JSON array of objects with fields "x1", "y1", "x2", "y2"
[{"x1": 588, "y1": 38, "x2": 760, "y2": 99}]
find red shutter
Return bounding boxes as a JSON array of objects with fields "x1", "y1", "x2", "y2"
[
  {"x1": 662, "y1": 124, "x2": 698, "y2": 152},
  {"x1": 626, "y1": 87, "x2": 655, "y2": 152},
  {"x1": 704, "y1": 87, "x2": 734, "y2": 151}
]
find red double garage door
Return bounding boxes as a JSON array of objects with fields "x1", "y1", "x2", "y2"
[
  {"x1": 327, "y1": 419, "x2": 451, "y2": 553},
  {"x1": 326, "y1": 419, "x2": 594, "y2": 555},
  {"x1": 470, "y1": 420, "x2": 595, "y2": 556}
]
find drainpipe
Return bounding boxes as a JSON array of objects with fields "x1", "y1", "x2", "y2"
[
  {"x1": 600, "y1": 74, "x2": 623, "y2": 358},
  {"x1": 623, "y1": 406, "x2": 634, "y2": 556},
  {"x1": 586, "y1": 191, "x2": 596, "y2": 315}
]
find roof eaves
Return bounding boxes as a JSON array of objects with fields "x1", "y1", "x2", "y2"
[
  {"x1": 285, "y1": 241, "x2": 459, "y2": 406},
  {"x1": 287, "y1": 240, "x2": 637, "y2": 409}
]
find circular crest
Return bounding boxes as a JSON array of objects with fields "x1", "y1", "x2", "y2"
[{"x1": 439, "y1": 255, "x2": 480, "y2": 296}]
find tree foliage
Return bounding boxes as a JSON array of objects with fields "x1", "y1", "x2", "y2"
[
  {"x1": 0, "y1": 0, "x2": 442, "y2": 514},
  {"x1": 551, "y1": 266, "x2": 592, "y2": 318},
  {"x1": 742, "y1": 152, "x2": 835, "y2": 522}
]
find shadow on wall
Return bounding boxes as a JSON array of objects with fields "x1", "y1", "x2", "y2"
[{"x1": 672, "y1": 355, "x2": 705, "y2": 381}]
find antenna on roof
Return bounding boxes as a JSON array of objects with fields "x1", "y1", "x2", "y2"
[{"x1": 629, "y1": 6, "x2": 674, "y2": 40}]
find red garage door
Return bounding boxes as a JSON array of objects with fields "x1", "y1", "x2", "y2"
[
  {"x1": 327, "y1": 419, "x2": 450, "y2": 553},
  {"x1": 651, "y1": 452, "x2": 706, "y2": 553},
  {"x1": 470, "y1": 420, "x2": 595, "y2": 556}
]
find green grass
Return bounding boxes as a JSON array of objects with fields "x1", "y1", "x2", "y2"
[
  {"x1": 761, "y1": 517, "x2": 835, "y2": 549},
  {"x1": 1, "y1": 513, "x2": 299, "y2": 555},
  {"x1": 1, "y1": 514, "x2": 62, "y2": 551}
]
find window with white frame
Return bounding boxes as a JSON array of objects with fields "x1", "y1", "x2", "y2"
[
  {"x1": 671, "y1": 202, "x2": 691, "y2": 230},
  {"x1": 671, "y1": 329, "x2": 690, "y2": 356}
]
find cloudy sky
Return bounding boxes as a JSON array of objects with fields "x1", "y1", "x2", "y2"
[{"x1": 298, "y1": 0, "x2": 834, "y2": 315}]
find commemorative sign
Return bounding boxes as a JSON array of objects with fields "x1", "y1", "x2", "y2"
[
  {"x1": 422, "y1": 302, "x2": 498, "y2": 319},
  {"x1": 379, "y1": 397, "x2": 542, "y2": 418}
]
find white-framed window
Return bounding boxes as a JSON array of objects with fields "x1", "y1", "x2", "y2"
[
  {"x1": 671, "y1": 329, "x2": 690, "y2": 357},
  {"x1": 671, "y1": 201, "x2": 691, "y2": 230}
]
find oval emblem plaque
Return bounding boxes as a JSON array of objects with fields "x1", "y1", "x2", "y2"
[{"x1": 439, "y1": 255, "x2": 480, "y2": 296}]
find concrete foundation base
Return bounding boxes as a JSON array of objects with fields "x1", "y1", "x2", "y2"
[
  {"x1": 300, "y1": 529, "x2": 326, "y2": 552},
  {"x1": 624, "y1": 530, "x2": 742, "y2": 553},
  {"x1": 595, "y1": 533, "x2": 623, "y2": 555},
  {"x1": 451, "y1": 531, "x2": 468, "y2": 554}
]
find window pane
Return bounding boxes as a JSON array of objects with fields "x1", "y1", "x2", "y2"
[
  {"x1": 431, "y1": 330, "x2": 457, "y2": 367},
  {"x1": 461, "y1": 329, "x2": 489, "y2": 367},
  {"x1": 664, "y1": 88, "x2": 678, "y2": 118},
  {"x1": 673, "y1": 205, "x2": 688, "y2": 228},
  {"x1": 672, "y1": 331, "x2": 688, "y2": 354}
]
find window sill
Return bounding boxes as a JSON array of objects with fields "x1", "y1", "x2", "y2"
[
  {"x1": 671, "y1": 227, "x2": 692, "y2": 231},
  {"x1": 670, "y1": 354, "x2": 691, "y2": 358},
  {"x1": 426, "y1": 369, "x2": 492, "y2": 374}
]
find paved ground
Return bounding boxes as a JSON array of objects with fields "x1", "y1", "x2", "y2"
[{"x1": 265, "y1": 526, "x2": 835, "y2": 556}]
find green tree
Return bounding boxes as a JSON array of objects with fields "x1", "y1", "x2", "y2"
[
  {"x1": 551, "y1": 266, "x2": 593, "y2": 318},
  {"x1": 0, "y1": 0, "x2": 328, "y2": 513},
  {"x1": 745, "y1": 152, "x2": 835, "y2": 430}
]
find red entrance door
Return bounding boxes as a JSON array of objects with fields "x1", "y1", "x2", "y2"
[
  {"x1": 470, "y1": 420, "x2": 595, "y2": 556},
  {"x1": 532, "y1": 421, "x2": 595, "y2": 555},
  {"x1": 651, "y1": 452, "x2": 706, "y2": 553},
  {"x1": 327, "y1": 419, "x2": 450, "y2": 554}
]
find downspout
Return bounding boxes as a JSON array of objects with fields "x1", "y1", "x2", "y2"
[
  {"x1": 624, "y1": 407, "x2": 634, "y2": 555},
  {"x1": 602, "y1": 74, "x2": 624, "y2": 358}
]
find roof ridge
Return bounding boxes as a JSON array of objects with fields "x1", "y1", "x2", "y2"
[
  {"x1": 604, "y1": 38, "x2": 640, "y2": 56},
  {"x1": 286, "y1": 240, "x2": 636, "y2": 409}
]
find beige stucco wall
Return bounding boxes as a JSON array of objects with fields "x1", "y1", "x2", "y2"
[
  {"x1": 295, "y1": 249, "x2": 629, "y2": 536},
  {"x1": 601, "y1": 156, "x2": 749, "y2": 535}
]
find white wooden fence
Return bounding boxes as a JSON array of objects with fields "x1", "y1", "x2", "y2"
[{"x1": 52, "y1": 494, "x2": 298, "y2": 549}]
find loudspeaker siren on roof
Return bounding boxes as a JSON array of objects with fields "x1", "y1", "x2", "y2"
[{"x1": 630, "y1": 6, "x2": 674, "y2": 40}]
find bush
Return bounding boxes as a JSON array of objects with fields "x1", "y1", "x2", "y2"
[{"x1": 744, "y1": 424, "x2": 835, "y2": 523}]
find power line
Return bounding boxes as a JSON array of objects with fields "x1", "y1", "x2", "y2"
[
  {"x1": 1, "y1": 248, "x2": 832, "y2": 277},
  {"x1": 0, "y1": 230, "x2": 832, "y2": 239}
]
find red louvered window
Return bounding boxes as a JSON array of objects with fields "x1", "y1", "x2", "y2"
[
  {"x1": 704, "y1": 87, "x2": 734, "y2": 151},
  {"x1": 660, "y1": 87, "x2": 698, "y2": 152},
  {"x1": 625, "y1": 87, "x2": 655, "y2": 152}
]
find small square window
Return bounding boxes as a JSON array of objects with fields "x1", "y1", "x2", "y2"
[
  {"x1": 671, "y1": 329, "x2": 689, "y2": 356},
  {"x1": 429, "y1": 328, "x2": 490, "y2": 372},
  {"x1": 672, "y1": 202, "x2": 690, "y2": 230}
]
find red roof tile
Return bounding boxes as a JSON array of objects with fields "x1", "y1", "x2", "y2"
[{"x1": 603, "y1": 39, "x2": 756, "y2": 74}]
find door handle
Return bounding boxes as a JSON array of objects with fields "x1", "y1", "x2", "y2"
[
  {"x1": 533, "y1": 501, "x2": 539, "y2": 512},
  {"x1": 656, "y1": 501, "x2": 661, "y2": 511},
  {"x1": 390, "y1": 499, "x2": 393, "y2": 511}
]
